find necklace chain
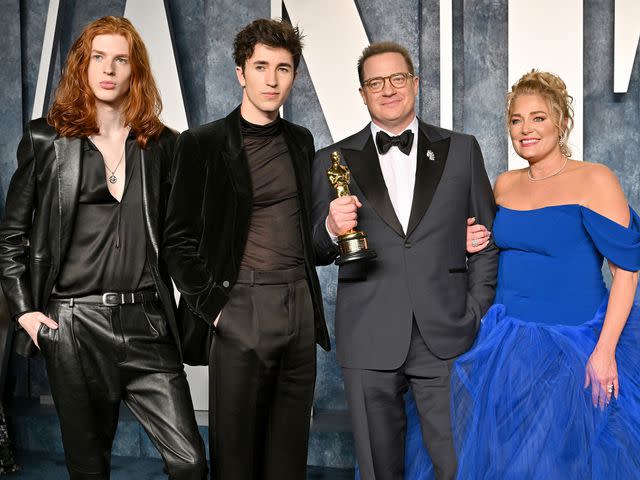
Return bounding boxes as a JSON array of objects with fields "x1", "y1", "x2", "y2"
[
  {"x1": 527, "y1": 156, "x2": 568, "y2": 181},
  {"x1": 90, "y1": 127, "x2": 130, "y2": 184}
]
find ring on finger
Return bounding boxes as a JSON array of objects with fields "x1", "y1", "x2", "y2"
[{"x1": 471, "y1": 239, "x2": 478, "y2": 247}]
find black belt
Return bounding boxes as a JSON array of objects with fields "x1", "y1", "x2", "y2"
[
  {"x1": 236, "y1": 265, "x2": 307, "y2": 285},
  {"x1": 50, "y1": 290, "x2": 159, "y2": 307}
]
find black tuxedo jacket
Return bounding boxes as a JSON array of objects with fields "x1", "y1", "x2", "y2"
[
  {"x1": 0, "y1": 118, "x2": 181, "y2": 358},
  {"x1": 163, "y1": 107, "x2": 330, "y2": 355},
  {"x1": 312, "y1": 120, "x2": 499, "y2": 368}
]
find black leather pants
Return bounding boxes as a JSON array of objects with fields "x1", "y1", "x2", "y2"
[
  {"x1": 210, "y1": 267, "x2": 317, "y2": 479},
  {"x1": 40, "y1": 300, "x2": 207, "y2": 480}
]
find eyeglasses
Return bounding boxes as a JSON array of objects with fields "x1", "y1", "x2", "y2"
[{"x1": 361, "y1": 72, "x2": 415, "y2": 93}]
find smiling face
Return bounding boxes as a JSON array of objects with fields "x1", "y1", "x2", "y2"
[
  {"x1": 509, "y1": 93, "x2": 563, "y2": 162},
  {"x1": 359, "y1": 52, "x2": 418, "y2": 134},
  {"x1": 87, "y1": 34, "x2": 131, "y2": 110},
  {"x1": 236, "y1": 43, "x2": 295, "y2": 124}
]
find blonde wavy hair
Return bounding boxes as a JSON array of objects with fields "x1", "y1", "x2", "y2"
[{"x1": 506, "y1": 70, "x2": 574, "y2": 157}]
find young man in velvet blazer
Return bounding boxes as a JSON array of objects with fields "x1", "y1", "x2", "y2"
[{"x1": 164, "y1": 19, "x2": 329, "y2": 479}]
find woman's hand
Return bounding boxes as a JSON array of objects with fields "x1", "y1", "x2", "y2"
[
  {"x1": 584, "y1": 345, "x2": 618, "y2": 409},
  {"x1": 466, "y1": 217, "x2": 491, "y2": 253}
]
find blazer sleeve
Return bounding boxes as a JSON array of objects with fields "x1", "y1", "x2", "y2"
[
  {"x1": 163, "y1": 130, "x2": 225, "y2": 323},
  {"x1": 0, "y1": 123, "x2": 37, "y2": 318},
  {"x1": 311, "y1": 147, "x2": 340, "y2": 266},
  {"x1": 465, "y1": 136, "x2": 499, "y2": 325}
]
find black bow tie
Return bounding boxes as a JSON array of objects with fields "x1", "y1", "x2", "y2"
[{"x1": 375, "y1": 130, "x2": 414, "y2": 156}]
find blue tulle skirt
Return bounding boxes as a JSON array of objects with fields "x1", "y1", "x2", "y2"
[{"x1": 400, "y1": 298, "x2": 640, "y2": 479}]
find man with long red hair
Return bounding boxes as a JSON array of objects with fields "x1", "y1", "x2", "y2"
[{"x1": 0, "y1": 16, "x2": 206, "y2": 479}]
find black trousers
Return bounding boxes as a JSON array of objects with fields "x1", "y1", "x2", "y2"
[
  {"x1": 342, "y1": 321, "x2": 457, "y2": 480},
  {"x1": 40, "y1": 299, "x2": 207, "y2": 480},
  {"x1": 209, "y1": 266, "x2": 316, "y2": 480}
]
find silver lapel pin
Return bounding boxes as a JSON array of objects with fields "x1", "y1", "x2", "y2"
[{"x1": 426, "y1": 150, "x2": 436, "y2": 161}]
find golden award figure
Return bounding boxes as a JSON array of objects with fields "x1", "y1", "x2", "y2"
[{"x1": 327, "y1": 151, "x2": 377, "y2": 265}]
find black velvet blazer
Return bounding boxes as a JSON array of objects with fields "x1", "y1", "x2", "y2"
[
  {"x1": 0, "y1": 118, "x2": 181, "y2": 358},
  {"x1": 163, "y1": 107, "x2": 330, "y2": 352}
]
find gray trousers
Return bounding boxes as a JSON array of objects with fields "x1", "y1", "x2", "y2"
[{"x1": 343, "y1": 320, "x2": 457, "y2": 480}]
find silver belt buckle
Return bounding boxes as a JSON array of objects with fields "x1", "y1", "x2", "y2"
[{"x1": 102, "y1": 292, "x2": 120, "y2": 306}]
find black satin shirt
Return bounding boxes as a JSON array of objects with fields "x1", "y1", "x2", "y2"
[{"x1": 53, "y1": 136, "x2": 154, "y2": 296}]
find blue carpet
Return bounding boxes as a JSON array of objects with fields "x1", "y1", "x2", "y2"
[{"x1": 10, "y1": 451, "x2": 355, "y2": 479}]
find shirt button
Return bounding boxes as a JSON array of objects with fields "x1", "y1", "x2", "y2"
[
  {"x1": 222, "y1": 280, "x2": 230, "y2": 288},
  {"x1": 404, "y1": 241, "x2": 412, "y2": 249}
]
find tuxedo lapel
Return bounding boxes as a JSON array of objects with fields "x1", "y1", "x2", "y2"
[
  {"x1": 406, "y1": 127, "x2": 451, "y2": 237},
  {"x1": 54, "y1": 136, "x2": 82, "y2": 270},
  {"x1": 342, "y1": 135, "x2": 404, "y2": 238}
]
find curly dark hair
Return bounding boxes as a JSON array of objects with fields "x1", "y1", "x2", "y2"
[{"x1": 233, "y1": 18, "x2": 304, "y2": 71}]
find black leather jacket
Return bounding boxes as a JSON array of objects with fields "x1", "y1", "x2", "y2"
[
  {"x1": 163, "y1": 107, "x2": 330, "y2": 351},
  {"x1": 0, "y1": 118, "x2": 181, "y2": 357}
]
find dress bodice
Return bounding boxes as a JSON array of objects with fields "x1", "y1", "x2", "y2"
[{"x1": 493, "y1": 204, "x2": 640, "y2": 325}]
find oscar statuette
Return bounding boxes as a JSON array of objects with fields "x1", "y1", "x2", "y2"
[{"x1": 327, "y1": 151, "x2": 377, "y2": 265}]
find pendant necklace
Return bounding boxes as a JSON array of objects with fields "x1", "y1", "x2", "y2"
[
  {"x1": 90, "y1": 127, "x2": 129, "y2": 184},
  {"x1": 105, "y1": 145, "x2": 126, "y2": 184}
]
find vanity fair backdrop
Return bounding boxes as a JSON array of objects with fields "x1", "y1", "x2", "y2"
[{"x1": 0, "y1": 0, "x2": 638, "y2": 468}]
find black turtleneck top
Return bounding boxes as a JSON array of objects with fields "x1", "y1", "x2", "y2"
[{"x1": 239, "y1": 116, "x2": 304, "y2": 271}]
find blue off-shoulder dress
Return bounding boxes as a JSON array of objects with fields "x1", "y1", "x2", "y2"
[{"x1": 402, "y1": 204, "x2": 640, "y2": 479}]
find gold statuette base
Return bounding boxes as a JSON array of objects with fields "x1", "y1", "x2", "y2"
[{"x1": 336, "y1": 230, "x2": 377, "y2": 266}]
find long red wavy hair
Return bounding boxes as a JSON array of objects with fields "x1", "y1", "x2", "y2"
[{"x1": 47, "y1": 16, "x2": 163, "y2": 148}]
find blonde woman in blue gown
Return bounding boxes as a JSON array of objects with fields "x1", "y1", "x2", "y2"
[{"x1": 401, "y1": 70, "x2": 640, "y2": 479}]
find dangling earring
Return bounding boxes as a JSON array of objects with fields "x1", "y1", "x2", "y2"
[{"x1": 558, "y1": 136, "x2": 569, "y2": 157}]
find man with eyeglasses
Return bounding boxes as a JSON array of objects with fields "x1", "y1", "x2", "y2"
[{"x1": 312, "y1": 42, "x2": 498, "y2": 479}]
